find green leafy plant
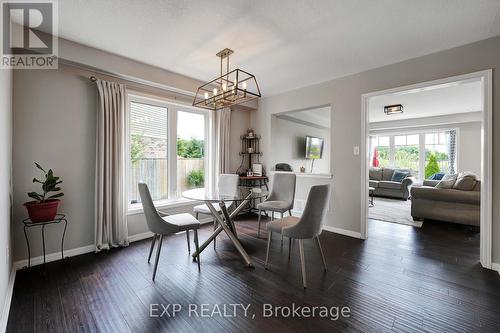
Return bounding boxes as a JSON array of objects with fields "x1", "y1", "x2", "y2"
[
  {"x1": 27, "y1": 162, "x2": 64, "y2": 203},
  {"x1": 177, "y1": 137, "x2": 205, "y2": 158},
  {"x1": 425, "y1": 154, "x2": 441, "y2": 179},
  {"x1": 130, "y1": 134, "x2": 146, "y2": 164},
  {"x1": 187, "y1": 169, "x2": 204, "y2": 187}
]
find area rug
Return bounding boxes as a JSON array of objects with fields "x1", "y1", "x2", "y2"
[{"x1": 368, "y1": 197, "x2": 423, "y2": 228}]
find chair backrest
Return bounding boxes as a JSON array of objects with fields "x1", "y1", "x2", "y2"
[
  {"x1": 218, "y1": 174, "x2": 239, "y2": 197},
  {"x1": 268, "y1": 173, "x2": 296, "y2": 206},
  {"x1": 285, "y1": 184, "x2": 330, "y2": 239},
  {"x1": 138, "y1": 182, "x2": 175, "y2": 234}
]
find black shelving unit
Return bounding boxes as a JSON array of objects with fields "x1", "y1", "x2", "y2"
[{"x1": 237, "y1": 134, "x2": 263, "y2": 174}]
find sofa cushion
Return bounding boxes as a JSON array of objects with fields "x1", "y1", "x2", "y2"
[
  {"x1": 391, "y1": 170, "x2": 410, "y2": 182},
  {"x1": 435, "y1": 174, "x2": 457, "y2": 189},
  {"x1": 411, "y1": 186, "x2": 480, "y2": 205},
  {"x1": 369, "y1": 167, "x2": 383, "y2": 181},
  {"x1": 453, "y1": 172, "x2": 478, "y2": 191},
  {"x1": 369, "y1": 180, "x2": 379, "y2": 188},
  {"x1": 378, "y1": 181, "x2": 402, "y2": 190},
  {"x1": 382, "y1": 168, "x2": 394, "y2": 181}
]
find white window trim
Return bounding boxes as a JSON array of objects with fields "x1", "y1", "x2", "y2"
[
  {"x1": 125, "y1": 91, "x2": 211, "y2": 213},
  {"x1": 370, "y1": 128, "x2": 459, "y2": 182}
]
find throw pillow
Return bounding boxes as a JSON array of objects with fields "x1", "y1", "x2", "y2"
[
  {"x1": 435, "y1": 174, "x2": 457, "y2": 189},
  {"x1": 369, "y1": 167, "x2": 383, "y2": 181},
  {"x1": 391, "y1": 170, "x2": 409, "y2": 182},
  {"x1": 453, "y1": 172, "x2": 478, "y2": 191}
]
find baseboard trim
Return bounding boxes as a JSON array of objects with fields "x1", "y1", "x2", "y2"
[
  {"x1": 322, "y1": 225, "x2": 363, "y2": 239},
  {"x1": 13, "y1": 244, "x2": 96, "y2": 271},
  {"x1": 0, "y1": 267, "x2": 16, "y2": 333},
  {"x1": 13, "y1": 217, "x2": 215, "y2": 270},
  {"x1": 492, "y1": 262, "x2": 500, "y2": 276}
]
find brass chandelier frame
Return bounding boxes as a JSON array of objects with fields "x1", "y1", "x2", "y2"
[{"x1": 192, "y1": 48, "x2": 261, "y2": 111}]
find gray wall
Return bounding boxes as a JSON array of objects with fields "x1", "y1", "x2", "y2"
[
  {"x1": 0, "y1": 69, "x2": 12, "y2": 321},
  {"x1": 11, "y1": 39, "x2": 251, "y2": 262},
  {"x1": 252, "y1": 35, "x2": 500, "y2": 262},
  {"x1": 271, "y1": 116, "x2": 331, "y2": 174}
]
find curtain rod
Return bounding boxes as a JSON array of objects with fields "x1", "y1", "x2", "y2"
[{"x1": 58, "y1": 58, "x2": 196, "y2": 98}]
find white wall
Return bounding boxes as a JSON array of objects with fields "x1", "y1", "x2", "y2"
[
  {"x1": 370, "y1": 116, "x2": 482, "y2": 177},
  {"x1": 0, "y1": 69, "x2": 13, "y2": 326},
  {"x1": 252, "y1": 35, "x2": 500, "y2": 262},
  {"x1": 271, "y1": 116, "x2": 331, "y2": 174}
]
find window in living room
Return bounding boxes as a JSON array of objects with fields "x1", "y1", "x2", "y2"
[
  {"x1": 394, "y1": 134, "x2": 419, "y2": 179},
  {"x1": 370, "y1": 130, "x2": 457, "y2": 181},
  {"x1": 425, "y1": 132, "x2": 450, "y2": 174},
  {"x1": 370, "y1": 135, "x2": 390, "y2": 167}
]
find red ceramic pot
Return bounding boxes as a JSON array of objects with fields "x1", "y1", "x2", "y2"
[{"x1": 24, "y1": 199, "x2": 60, "y2": 222}]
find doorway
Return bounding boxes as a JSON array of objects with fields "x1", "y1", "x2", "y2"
[{"x1": 360, "y1": 70, "x2": 493, "y2": 269}]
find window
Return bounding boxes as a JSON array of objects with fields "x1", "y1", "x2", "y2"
[
  {"x1": 128, "y1": 101, "x2": 169, "y2": 204},
  {"x1": 177, "y1": 111, "x2": 207, "y2": 196},
  {"x1": 127, "y1": 94, "x2": 210, "y2": 209},
  {"x1": 425, "y1": 132, "x2": 450, "y2": 174},
  {"x1": 394, "y1": 134, "x2": 419, "y2": 179},
  {"x1": 371, "y1": 136, "x2": 390, "y2": 167},
  {"x1": 370, "y1": 130, "x2": 457, "y2": 181}
]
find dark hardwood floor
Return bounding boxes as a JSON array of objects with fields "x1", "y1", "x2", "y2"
[{"x1": 7, "y1": 215, "x2": 500, "y2": 332}]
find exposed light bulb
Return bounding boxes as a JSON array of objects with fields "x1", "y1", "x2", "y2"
[
  {"x1": 242, "y1": 81, "x2": 247, "y2": 90},
  {"x1": 204, "y1": 92, "x2": 209, "y2": 99},
  {"x1": 213, "y1": 88, "x2": 218, "y2": 96},
  {"x1": 222, "y1": 83, "x2": 227, "y2": 92}
]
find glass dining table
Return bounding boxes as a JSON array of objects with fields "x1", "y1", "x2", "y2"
[{"x1": 182, "y1": 187, "x2": 268, "y2": 267}]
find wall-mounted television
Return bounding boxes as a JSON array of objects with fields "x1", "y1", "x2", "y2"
[{"x1": 305, "y1": 135, "x2": 324, "y2": 159}]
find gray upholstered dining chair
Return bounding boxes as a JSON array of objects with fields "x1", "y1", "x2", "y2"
[
  {"x1": 193, "y1": 174, "x2": 239, "y2": 248},
  {"x1": 265, "y1": 184, "x2": 330, "y2": 288},
  {"x1": 257, "y1": 173, "x2": 296, "y2": 238},
  {"x1": 138, "y1": 183, "x2": 201, "y2": 281}
]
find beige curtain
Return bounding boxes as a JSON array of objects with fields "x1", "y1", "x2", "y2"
[
  {"x1": 216, "y1": 108, "x2": 231, "y2": 174},
  {"x1": 94, "y1": 79, "x2": 129, "y2": 251}
]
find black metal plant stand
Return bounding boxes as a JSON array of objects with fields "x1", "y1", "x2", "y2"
[{"x1": 22, "y1": 214, "x2": 68, "y2": 268}]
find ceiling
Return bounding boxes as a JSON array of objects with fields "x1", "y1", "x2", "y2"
[
  {"x1": 54, "y1": 0, "x2": 500, "y2": 95},
  {"x1": 369, "y1": 79, "x2": 482, "y2": 122}
]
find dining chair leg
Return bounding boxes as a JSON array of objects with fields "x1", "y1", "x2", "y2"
[
  {"x1": 213, "y1": 216, "x2": 217, "y2": 249},
  {"x1": 265, "y1": 231, "x2": 272, "y2": 269},
  {"x1": 288, "y1": 237, "x2": 292, "y2": 259},
  {"x1": 289, "y1": 210, "x2": 292, "y2": 216},
  {"x1": 193, "y1": 229, "x2": 201, "y2": 271},
  {"x1": 280, "y1": 212, "x2": 284, "y2": 246},
  {"x1": 147, "y1": 234, "x2": 157, "y2": 264},
  {"x1": 195, "y1": 212, "x2": 199, "y2": 220},
  {"x1": 186, "y1": 230, "x2": 191, "y2": 253},
  {"x1": 152, "y1": 235, "x2": 164, "y2": 281},
  {"x1": 298, "y1": 239, "x2": 307, "y2": 289},
  {"x1": 257, "y1": 209, "x2": 262, "y2": 238},
  {"x1": 315, "y1": 236, "x2": 327, "y2": 272},
  {"x1": 271, "y1": 211, "x2": 274, "y2": 220}
]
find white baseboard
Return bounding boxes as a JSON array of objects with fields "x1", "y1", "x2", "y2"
[
  {"x1": 322, "y1": 225, "x2": 363, "y2": 239},
  {"x1": 290, "y1": 209, "x2": 363, "y2": 239},
  {"x1": 492, "y1": 262, "x2": 500, "y2": 276},
  {"x1": 12, "y1": 244, "x2": 96, "y2": 271},
  {"x1": 0, "y1": 267, "x2": 16, "y2": 333},
  {"x1": 13, "y1": 217, "x2": 215, "y2": 270}
]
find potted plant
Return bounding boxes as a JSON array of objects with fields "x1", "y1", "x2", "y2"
[{"x1": 24, "y1": 162, "x2": 64, "y2": 222}]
